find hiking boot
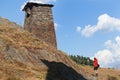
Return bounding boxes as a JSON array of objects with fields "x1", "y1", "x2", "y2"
[{"x1": 96, "y1": 73, "x2": 98, "y2": 77}]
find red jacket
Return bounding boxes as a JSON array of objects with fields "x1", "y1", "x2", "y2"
[{"x1": 94, "y1": 58, "x2": 98, "y2": 67}]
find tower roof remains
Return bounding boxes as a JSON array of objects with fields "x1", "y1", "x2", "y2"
[{"x1": 22, "y1": 2, "x2": 54, "y2": 11}]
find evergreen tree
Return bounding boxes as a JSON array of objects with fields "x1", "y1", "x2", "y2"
[{"x1": 69, "y1": 55, "x2": 93, "y2": 66}]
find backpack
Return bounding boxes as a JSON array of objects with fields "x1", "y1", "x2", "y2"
[{"x1": 97, "y1": 64, "x2": 100, "y2": 68}]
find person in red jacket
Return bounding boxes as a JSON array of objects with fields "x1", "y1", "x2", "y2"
[{"x1": 93, "y1": 57, "x2": 99, "y2": 76}]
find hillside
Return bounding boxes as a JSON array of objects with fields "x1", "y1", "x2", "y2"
[
  {"x1": 0, "y1": 16, "x2": 88, "y2": 80},
  {"x1": 81, "y1": 65, "x2": 120, "y2": 80},
  {"x1": 0, "y1": 16, "x2": 120, "y2": 80}
]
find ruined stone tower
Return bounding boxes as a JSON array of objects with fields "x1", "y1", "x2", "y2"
[{"x1": 23, "y1": 2, "x2": 57, "y2": 48}]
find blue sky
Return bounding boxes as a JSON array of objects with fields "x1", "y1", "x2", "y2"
[{"x1": 0, "y1": 0, "x2": 120, "y2": 69}]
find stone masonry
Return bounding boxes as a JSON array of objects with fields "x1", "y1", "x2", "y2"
[{"x1": 23, "y1": 2, "x2": 57, "y2": 49}]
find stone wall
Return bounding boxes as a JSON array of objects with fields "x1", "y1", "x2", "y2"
[{"x1": 23, "y1": 3, "x2": 57, "y2": 49}]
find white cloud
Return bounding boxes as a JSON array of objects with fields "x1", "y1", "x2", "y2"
[
  {"x1": 28, "y1": 0, "x2": 56, "y2": 4},
  {"x1": 93, "y1": 36, "x2": 120, "y2": 69},
  {"x1": 81, "y1": 14, "x2": 120, "y2": 37},
  {"x1": 76, "y1": 26, "x2": 81, "y2": 33},
  {"x1": 94, "y1": 50, "x2": 114, "y2": 68},
  {"x1": 54, "y1": 23, "x2": 58, "y2": 30}
]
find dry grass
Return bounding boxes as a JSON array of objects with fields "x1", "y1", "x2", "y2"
[
  {"x1": 0, "y1": 25, "x2": 73, "y2": 80},
  {"x1": 80, "y1": 65, "x2": 120, "y2": 80},
  {"x1": 0, "y1": 25, "x2": 56, "y2": 53},
  {"x1": 0, "y1": 59, "x2": 45, "y2": 80},
  {"x1": 1, "y1": 22, "x2": 119, "y2": 80},
  {"x1": 7, "y1": 77, "x2": 21, "y2": 80},
  {"x1": 107, "y1": 75, "x2": 118, "y2": 80}
]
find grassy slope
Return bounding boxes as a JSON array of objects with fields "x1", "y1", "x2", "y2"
[
  {"x1": 0, "y1": 25, "x2": 87, "y2": 80},
  {"x1": 0, "y1": 25, "x2": 49, "y2": 80},
  {"x1": 0, "y1": 17, "x2": 120, "y2": 80},
  {"x1": 81, "y1": 65, "x2": 120, "y2": 80}
]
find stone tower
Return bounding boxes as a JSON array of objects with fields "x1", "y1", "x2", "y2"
[{"x1": 23, "y1": 2, "x2": 57, "y2": 48}]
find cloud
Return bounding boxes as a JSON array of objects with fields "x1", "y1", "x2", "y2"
[
  {"x1": 28, "y1": 0, "x2": 56, "y2": 4},
  {"x1": 93, "y1": 36, "x2": 120, "y2": 69},
  {"x1": 94, "y1": 50, "x2": 114, "y2": 68},
  {"x1": 81, "y1": 14, "x2": 120, "y2": 37},
  {"x1": 76, "y1": 26, "x2": 81, "y2": 33},
  {"x1": 54, "y1": 23, "x2": 58, "y2": 30}
]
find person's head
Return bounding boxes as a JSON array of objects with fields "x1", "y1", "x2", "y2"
[{"x1": 94, "y1": 57, "x2": 97, "y2": 60}]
